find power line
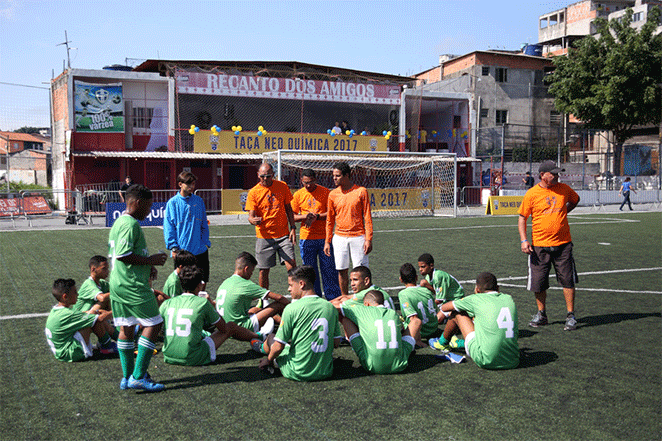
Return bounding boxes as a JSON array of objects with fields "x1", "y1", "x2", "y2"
[{"x1": 0, "y1": 81, "x2": 49, "y2": 90}]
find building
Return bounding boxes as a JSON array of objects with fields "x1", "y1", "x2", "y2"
[{"x1": 0, "y1": 131, "x2": 50, "y2": 185}]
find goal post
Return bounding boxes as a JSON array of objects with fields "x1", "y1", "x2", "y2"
[{"x1": 262, "y1": 150, "x2": 458, "y2": 218}]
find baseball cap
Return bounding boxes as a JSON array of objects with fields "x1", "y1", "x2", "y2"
[{"x1": 538, "y1": 160, "x2": 564, "y2": 174}]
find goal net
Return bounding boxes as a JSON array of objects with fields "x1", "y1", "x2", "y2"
[{"x1": 263, "y1": 150, "x2": 458, "y2": 217}]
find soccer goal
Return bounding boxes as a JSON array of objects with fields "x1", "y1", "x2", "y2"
[{"x1": 263, "y1": 150, "x2": 458, "y2": 217}]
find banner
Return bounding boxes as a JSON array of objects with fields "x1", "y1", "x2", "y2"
[
  {"x1": 0, "y1": 196, "x2": 51, "y2": 217},
  {"x1": 194, "y1": 130, "x2": 387, "y2": 154},
  {"x1": 105, "y1": 202, "x2": 166, "y2": 227},
  {"x1": 177, "y1": 72, "x2": 401, "y2": 105},
  {"x1": 222, "y1": 189, "x2": 250, "y2": 214},
  {"x1": 485, "y1": 196, "x2": 523, "y2": 215},
  {"x1": 74, "y1": 81, "x2": 125, "y2": 133}
]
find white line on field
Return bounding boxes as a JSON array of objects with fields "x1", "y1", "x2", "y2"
[{"x1": 498, "y1": 283, "x2": 662, "y2": 294}]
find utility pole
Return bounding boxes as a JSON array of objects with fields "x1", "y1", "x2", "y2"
[{"x1": 57, "y1": 31, "x2": 72, "y2": 70}]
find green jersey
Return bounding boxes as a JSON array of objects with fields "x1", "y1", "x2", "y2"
[
  {"x1": 341, "y1": 304, "x2": 414, "y2": 374},
  {"x1": 108, "y1": 214, "x2": 152, "y2": 305},
  {"x1": 216, "y1": 274, "x2": 268, "y2": 330},
  {"x1": 344, "y1": 285, "x2": 395, "y2": 310},
  {"x1": 275, "y1": 295, "x2": 341, "y2": 381},
  {"x1": 160, "y1": 293, "x2": 221, "y2": 366},
  {"x1": 73, "y1": 277, "x2": 109, "y2": 312},
  {"x1": 163, "y1": 270, "x2": 183, "y2": 297},
  {"x1": 45, "y1": 305, "x2": 97, "y2": 362},
  {"x1": 398, "y1": 286, "x2": 438, "y2": 338},
  {"x1": 453, "y1": 292, "x2": 519, "y2": 369},
  {"x1": 426, "y1": 269, "x2": 464, "y2": 303}
]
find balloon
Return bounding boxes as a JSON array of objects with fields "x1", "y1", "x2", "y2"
[
  {"x1": 327, "y1": 129, "x2": 332, "y2": 135},
  {"x1": 361, "y1": 131, "x2": 366, "y2": 136},
  {"x1": 258, "y1": 126, "x2": 264, "y2": 132},
  {"x1": 231, "y1": 126, "x2": 237, "y2": 132},
  {"x1": 257, "y1": 131, "x2": 263, "y2": 136},
  {"x1": 189, "y1": 129, "x2": 195, "y2": 135},
  {"x1": 385, "y1": 135, "x2": 390, "y2": 140},
  {"x1": 350, "y1": 130, "x2": 355, "y2": 135},
  {"x1": 387, "y1": 131, "x2": 392, "y2": 136},
  {"x1": 237, "y1": 126, "x2": 242, "y2": 132},
  {"x1": 194, "y1": 127, "x2": 200, "y2": 132},
  {"x1": 234, "y1": 130, "x2": 240, "y2": 135},
  {"x1": 263, "y1": 130, "x2": 267, "y2": 135},
  {"x1": 349, "y1": 133, "x2": 353, "y2": 138},
  {"x1": 331, "y1": 131, "x2": 336, "y2": 136},
  {"x1": 190, "y1": 125, "x2": 195, "y2": 129},
  {"x1": 382, "y1": 130, "x2": 387, "y2": 136}
]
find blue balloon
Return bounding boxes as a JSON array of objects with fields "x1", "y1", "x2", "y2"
[
  {"x1": 234, "y1": 130, "x2": 240, "y2": 135},
  {"x1": 327, "y1": 129, "x2": 332, "y2": 135},
  {"x1": 382, "y1": 130, "x2": 387, "y2": 136},
  {"x1": 350, "y1": 130, "x2": 355, "y2": 134},
  {"x1": 257, "y1": 131, "x2": 263, "y2": 136},
  {"x1": 349, "y1": 133, "x2": 353, "y2": 138},
  {"x1": 330, "y1": 132, "x2": 336, "y2": 136},
  {"x1": 194, "y1": 127, "x2": 200, "y2": 132},
  {"x1": 361, "y1": 131, "x2": 367, "y2": 136}
]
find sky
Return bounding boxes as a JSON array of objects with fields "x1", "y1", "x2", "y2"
[{"x1": 0, "y1": 0, "x2": 571, "y2": 131}]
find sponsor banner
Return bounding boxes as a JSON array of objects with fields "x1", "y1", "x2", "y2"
[
  {"x1": 368, "y1": 188, "x2": 432, "y2": 212},
  {"x1": 105, "y1": 202, "x2": 166, "y2": 227},
  {"x1": 222, "y1": 189, "x2": 250, "y2": 214},
  {"x1": 195, "y1": 130, "x2": 386, "y2": 154},
  {"x1": 74, "y1": 81, "x2": 125, "y2": 133},
  {"x1": 485, "y1": 196, "x2": 523, "y2": 215},
  {"x1": 177, "y1": 72, "x2": 401, "y2": 105},
  {"x1": 0, "y1": 196, "x2": 51, "y2": 217}
]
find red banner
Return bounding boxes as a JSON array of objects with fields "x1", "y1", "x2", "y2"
[{"x1": 0, "y1": 196, "x2": 52, "y2": 217}]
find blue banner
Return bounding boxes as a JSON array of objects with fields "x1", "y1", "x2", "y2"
[{"x1": 105, "y1": 202, "x2": 166, "y2": 227}]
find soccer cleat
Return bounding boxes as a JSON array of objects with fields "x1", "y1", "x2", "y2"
[
  {"x1": 258, "y1": 317, "x2": 275, "y2": 338},
  {"x1": 99, "y1": 342, "x2": 118, "y2": 355},
  {"x1": 250, "y1": 339, "x2": 266, "y2": 354},
  {"x1": 428, "y1": 337, "x2": 451, "y2": 353},
  {"x1": 119, "y1": 377, "x2": 129, "y2": 390},
  {"x1": 564, "y1": 314, "x2": 577, "y2": 331},
  {"x1": 127, "y1": 375, "x2": 165, "y2": 392},
  {"x1": 449, "y1": 335, "x2": 465, "y2": 349},
  {"x1": 529, "y1": 311, "x2": 548, "y2": 327}
]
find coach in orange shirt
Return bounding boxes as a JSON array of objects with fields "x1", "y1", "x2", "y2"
[
  {"x1": 518, "y1": 160, "x2": 580, "y2": 331},
  {"x1": 291, "y1": 169, "x2": 341, "y2": 300},
  {"x1": 324, "y1": 162, "x2": 373, "y2": 297},
  {"x1": 246, "y1": 163, "x2": 297, "y2": 289}
]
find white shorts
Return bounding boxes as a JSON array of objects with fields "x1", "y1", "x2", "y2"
[
  {"x1": 203, "y1": 336, "x2": 216, "y2": 363},
  {"x1": 464, "y1": 331, "x2": 476, "y2": 360},
  {"x1": 249, "y1": 314, "x2": 260, "y2": 332},
  {"x1": 332, "y1": 235, "x2": 369, "y2": 270},
  {"x1": 74, "y1": 331, "x2": 94, "y2": 359}
]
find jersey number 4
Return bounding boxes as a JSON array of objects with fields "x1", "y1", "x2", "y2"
[{"x1": 496, "y1": 307, "x2": 515, "y2": 338}]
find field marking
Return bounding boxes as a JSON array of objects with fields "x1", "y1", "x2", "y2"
[
  {"x1": 498, "y1": 283, "x2": 662, "y2": 294},
  {"x1": 209, "y1": 217, "x2": 638, "y2": 239},
  {"x1": 3, "y1": 267, "x2": 659, "y2": 321}
]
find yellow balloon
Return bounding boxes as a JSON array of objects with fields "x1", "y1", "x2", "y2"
[
  {"x1": 387, "y1": 131, "x2": 392, "y2": 136},
  {"x1": 189, "y1": 129, "x2": 195, "y2": 135},
  {"x1": 231, "y1": 126, "x2": 237, "y2": 131},
  {"x1": 263, "y1": 130, "x2": 268, "y2": 135},
  {"x1": 385, "y1": 135, "x2": 390, "y2": 140},
  {"x1": 345, "y1": 130, "x2": 350, "y2": 136},
  {"x1": 237, "y1": 126, "x2": 242, "y2": 132},
  {"x1": 190, "y1": 125, "x2": 195, "y2": 129},
  {"x1": 258, "y1": 126, "x2": 264, "y2": 131}
]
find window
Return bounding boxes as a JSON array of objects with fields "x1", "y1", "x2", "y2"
[
  {"x1": 481, "y1": 66, "x2": 490, "y2": 76},
  {"x1": 496, "y1": 110, "x2": 508, "y2": 125},
  {"x1": 480, "y1": 108, "x2": 489, "y2": 118},
  {"x1": 24, "y1": 142, "x2": 43, "y2": 151},
  {"x1": 496, "y1": 67, "x2": 507, "y2": 83},
  {"x1": 632, "y1": 12, "x2": 643, "y2": 22},
  {"x1": 132, "y1": 107, "x2": 154, "y2": 129},
  {"x1": 550, "y1": 110, "x2": 562, "y2": 126}
]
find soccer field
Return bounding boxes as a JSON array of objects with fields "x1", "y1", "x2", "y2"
[{"x1": 0, "y1": 211, "x2": 660, "y2": 440}]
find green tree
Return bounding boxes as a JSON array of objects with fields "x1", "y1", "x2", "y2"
[
  {"x1": 547, "y1": 7, "x2": 662, "y2": 174},
  {"x1": 14, "y1": 127, "x2": 42, "y2": 134}
]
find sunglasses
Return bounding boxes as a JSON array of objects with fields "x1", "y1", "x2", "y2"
[{"x1": 259, "y1": 174, "x2": 273, "y2": 178}]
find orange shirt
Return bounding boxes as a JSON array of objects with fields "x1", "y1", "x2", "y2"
[
  {"x1": 326, "y1": 184, "x2": 373, "y2": 242},
  {"x1": 245, "y1": 180, "x2": 293, "y2": 239},
  {"x1": 518, "y1": 183, "x2": 579, "y2": 247},
  {"x1": 291, "y1": 185, "x2": 329, "y2": 240}
]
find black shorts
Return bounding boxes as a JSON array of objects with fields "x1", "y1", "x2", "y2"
[{"x1": 527, "y1": 242, "x2": 578, "y2": 292}]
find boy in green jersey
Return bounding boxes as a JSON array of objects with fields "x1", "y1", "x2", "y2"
[
  {"x1": 331, "y1": 266, "x2": 395, "y2": 310},
  {"x1": 45, "y1": 279, "x2": 116, "y2": 362},
  {"x1": 162, "y1": 250, "x2": 196, "y2": 298},
  {"x1": 216, "y1": 252, "x2": 289, "y2": 336},
  {"x1": 417, "y1": 253, "x2": 465, "y2": 323},
  {"x1": 340, "y1": 289, "x2": 414, "y2": 374},
  {"x1": 437, "y1": 272, "x2": 519, "y2": 369},
  {"x1": 398, "y1": 263, "x2": 438, "y2": 347},
  {"x1": 108, "y1": 184, "x2": 168, "y2": 392},
  {"x1": 259, "y1": 266, "x2": 342, "y2": 381},
  {"x1": 160, "y1": 266, "x2": 263, "y2": 366},
  {"x1": 73, "y1": 255, "x2": 111, "y2": 314}
]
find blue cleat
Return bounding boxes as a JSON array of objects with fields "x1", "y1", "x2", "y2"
[
  {"x1": 120, "y1": 377, "x2": 129, "y2": 390},
  {"x1": 127, "y1": 375, "x2": 165, "y2": 392}
]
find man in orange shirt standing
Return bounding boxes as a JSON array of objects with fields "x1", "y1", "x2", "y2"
[
  {"x1": 325, "y1": 162, "x2": 373, "y2": 297},
  {"x1": 291, "y1": 169, "x2": 341, "y2": 300},
  {"x1": 518, "y1": 160, "x2": 580, "y2": 331},
  {"x1": 246, "y1": 163, "x2": 297, "y2": 289}
]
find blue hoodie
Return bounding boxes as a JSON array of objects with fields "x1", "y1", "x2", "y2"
[{"x1": 164, "y1": 192, "x2": 210, "y2": 255}]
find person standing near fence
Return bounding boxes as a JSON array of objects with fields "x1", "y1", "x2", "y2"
[
  {"x1": 518, "y1": 160, "x2": 580, "y2": 332},
  {"x1": 619, "y1": 177, "x2": 636, "y2": 211},
  {"x1": 164, "y1": 171, "x2": 211, "y2": 284}
]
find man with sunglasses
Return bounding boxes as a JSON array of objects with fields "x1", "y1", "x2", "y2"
[
  {"x1": 164, "y1": 171, "x2": 211, "y2": 284},
  {"x1": 246, "y1": 163, "x2": 297, "y2": 289}
]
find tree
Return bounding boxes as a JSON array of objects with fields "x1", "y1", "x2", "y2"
[
  {"x1": 14, "y1": 127, "x2": 42, "y2": 134},
  {"x1": 547, "y1": 7, "x2": 662, "y2": 174}
]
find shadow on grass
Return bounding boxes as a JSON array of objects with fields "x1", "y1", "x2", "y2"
[
  {"x1": 160, "y1": 365, "x2": 273, "y2": 390},
  {"x1": 518, "y1": 329, "x2": 537, "y2": 339},
  {"x1": 517, "y1": 347, "x2": 558, "y2": 369},
  {"x1": 577, "y1": 312, "x2": 661, "y2": 328}
]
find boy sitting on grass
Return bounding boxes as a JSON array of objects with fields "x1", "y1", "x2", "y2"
[
  {"x1": 73, "y1": 255, "x2": 111, "y2": 314},
  {"x1": 159, "y1": 266, "x2": 264, "y2": 366},
  {"x1": 339, "y1": 289, "x2": 415, "y2": 375},
  {"x1": 434, "y1": 272, "x2": 519, "y2": 370},
  {"x1": 162, "y1": 250, "x2": 197, "y2": 298},
  {"x1": 45, "y1": 278, "x2": 117, "y2": 362},
  {"x1": 398, "y1": 263, "x2": 439, "y2": 348},
  {"x1": 417, "y1": 253, "x2": 465, "y2": 323}
]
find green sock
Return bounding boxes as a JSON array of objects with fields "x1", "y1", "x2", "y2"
[
  {"x1": 99, "y1": 333, "x2": 112, "y2": 347},
  {"x1": 455, "y1": 339, "x2": 465, "y2": 349},
  {"x1": 438, "y1": 335, "x2": 449, "y2": 345},
  {"x1": 133, "y1": 336, "x2": 156, "y2": 380},
  {"x1": 117, "y1": 339, "x2": 135, "y2": 379},
  {"x1": 112, "y1": 328, "x2": 120, "y2": 340}
]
